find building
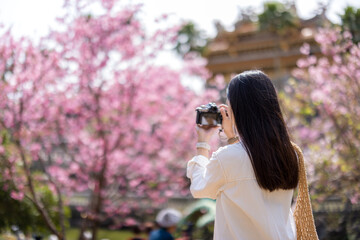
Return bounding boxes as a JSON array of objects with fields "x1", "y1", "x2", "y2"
[{"x1": 205, "y1": 9, "x2": 329, "y2": 89}]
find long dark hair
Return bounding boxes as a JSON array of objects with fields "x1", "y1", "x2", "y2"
[{"x1": 227, "y1": 70, "x2": 299, "y2": 191}]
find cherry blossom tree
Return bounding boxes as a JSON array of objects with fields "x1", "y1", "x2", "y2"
[
  {"x1": 0, "y1": 0, "x2": 221, "y2": 239},
  {"x1": 282, "y1": 28, "x2": 360, "y2": 204}
]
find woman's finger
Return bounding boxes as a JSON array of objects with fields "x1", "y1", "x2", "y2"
[
  {"x1": 219, "y1": 104, "x2": 229, "y2": 109},
  {"x1": 220, "y1": 107, "x2": 230, "y2": 119}
]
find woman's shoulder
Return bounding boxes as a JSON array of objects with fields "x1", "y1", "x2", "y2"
[
  {"x1": 213, "y1": 142, "x2": 254, "y2": 179},
  {"x1": 213, "y1": 141, "x2": 248, "y2": 162}
]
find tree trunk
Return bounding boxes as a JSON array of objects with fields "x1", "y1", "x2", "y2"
[
  {"x1": 78, "y1": 216, "x2": 89, "y2": 240},
  {"x1": 90, "y1": 174, "x2": 106, "y2": 240},
  {"x1": 17, "y1": 142, "x2": 64, "y2": 239}
]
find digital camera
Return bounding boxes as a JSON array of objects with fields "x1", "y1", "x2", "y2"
[{"x1": 195, "y1": 102, "x2": 222, "y2": 127}]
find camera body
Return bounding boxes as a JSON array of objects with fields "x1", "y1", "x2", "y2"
[{"x1": 196, "y1": 102, "x2": 222, "y2": 127}]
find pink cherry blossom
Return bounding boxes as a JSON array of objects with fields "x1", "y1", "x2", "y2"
[
  {"x1": 10, "y1": 191, "x2": 24, "y2": 201},
  {"x1": 286, "y1": 27, "x2": 360, "y2": 205},
  {"x1": 0, "y1": 0, "x2": 222, "y2": 239}
]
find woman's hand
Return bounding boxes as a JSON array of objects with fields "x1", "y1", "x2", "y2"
[
  {"x1": 196, "y1": 125, "x2": 218, "y2": 143},
  {"x1": 196, "y1": 125, "x2": 218, "y2": 158},
  {"x1": 219, "y1": 104, "x2": 236, "y2": 139}
]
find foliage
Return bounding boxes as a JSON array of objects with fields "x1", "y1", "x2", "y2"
[
  {"x1": 0, "y1": 0, "x2": 220, "y2": 239},
  {"x1": 340, "y1": 6, "x2": 360, "y2": 43},
  {"x1": 1, "y1": 129, "x2": 71, "y2": 235},
  {"x1": 0, "y1": 181, "x2": 37, "y2": 234},
  {"x1": 0, "y1": 181, "x2": 70, "y2": 235},
  {"x1": 258, "y1": 1, "x2": 299, "y2": 35},
  {"x1": 175, "y1": 22, "x2": 208, "y2": 57}
]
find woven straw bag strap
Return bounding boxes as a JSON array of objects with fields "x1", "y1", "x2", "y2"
[{"x1": 291, "y1": 143, "x2": 319, "y2": 240}]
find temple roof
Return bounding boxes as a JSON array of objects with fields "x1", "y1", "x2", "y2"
[{"x1": 204, "y1": 12, "x2": 329, "y2": 85}]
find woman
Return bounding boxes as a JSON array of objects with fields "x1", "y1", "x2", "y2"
[{"x1": 187, "y1": 70, "x2": 298, "y2": 240}]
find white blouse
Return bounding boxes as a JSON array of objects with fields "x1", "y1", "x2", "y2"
[{"x1": 187, "y1": 142, "x2": 296, "y2": 240}]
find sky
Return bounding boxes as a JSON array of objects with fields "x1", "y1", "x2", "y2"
[{"x1": 1, "y1": 0, "x2": 360, "y2": 40}]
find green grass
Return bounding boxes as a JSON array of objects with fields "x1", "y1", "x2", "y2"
[
  {"x1": 66, "y1": 228, "x2": 144, "y2": 240},
  {"x1": 1, "y1": 228, "x2": 143, "y2": 240}
]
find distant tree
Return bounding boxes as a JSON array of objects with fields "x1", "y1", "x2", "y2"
[
  {"x1": 175, "y1": 22, "x2": 208, "y2": 56},
  {"x1": 258, "y1": 1, "x2": 299, "y2": 35},
  {"x1": 340, "y1": 6, "x2": 360, "y2": 43}
]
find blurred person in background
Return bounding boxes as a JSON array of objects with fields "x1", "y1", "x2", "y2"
[
  {"x1": 128, "y1": 224, "x2": 145, "y2": 240},
  {"x1": 149, "y1": 208, "x2": 182, "y2": 240},
  {"x1": 143, "y1": 221, "x2": 155, "y2": 239}
]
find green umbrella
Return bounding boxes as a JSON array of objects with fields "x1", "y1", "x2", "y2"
[{"x1": 182, "y1": 199, "x2": 216, "y2": 228}]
